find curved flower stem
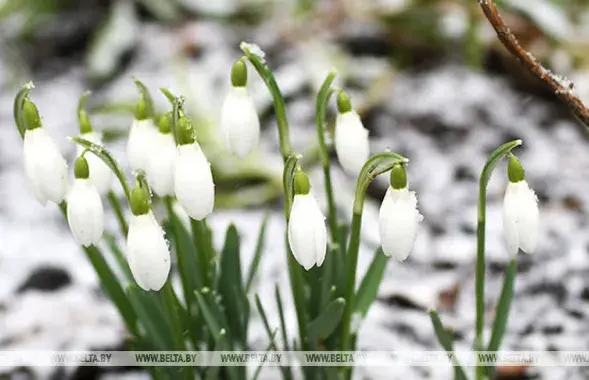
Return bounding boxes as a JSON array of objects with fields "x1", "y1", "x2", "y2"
[
  {"x1": 315, "y1": 71, "x2": 338, "y2": 240},
  {"x1": 240, "y1": 43, "x2": 293, "y2": 160},
  {"x1": 69, "y1": 136, "x2": 132, "y2": 204},
  {"x1": 341, "y1": 152, "x2": 408, "y2": 357},
  {"x1": 13, "y1": 82, "x2": 35, "y2": 139},
  {"x1": 475, "y1": 139, "x2": 522, "y2": 380}
]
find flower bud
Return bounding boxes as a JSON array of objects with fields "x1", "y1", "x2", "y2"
[
  {"x1": 77, "y1": 131, "x2": 113, "y2": 195},
  {"x1": 67, "y1": 156, "x2": 104, "y2": 247},
  {"x1": 221, "y1": 61, "x2": 260, "y2": 157},
  {"x1": 378, "y1": 169, "x2": 422, "y2": 261},
  {"x1": 22, "y1": 101, "x2": 68, "y2": 205},
  {"x1": 130, "y1": 185, "x2": 150, "y2": 216},
  {"x1": 147, "y1": 113, "x2": 176, "y2": 196},
  {"x1": 174, "y1": 139, "x2": 215, "y2": 221},
  {"x1": 288, "y1": 171, "x2": 327, "y2": 270},
  {"x1": 503, "y1": 156, "x2": 538, "y2": 255},
  {"x1": 127, "y1": 118, "x2": 157, "y2": 172},
  {"x1": 127, "y1": 210, "x2": 171, "y2": 291},
  {"x1": 335, "y1": 92, "x2": 369, "y2": 177}
]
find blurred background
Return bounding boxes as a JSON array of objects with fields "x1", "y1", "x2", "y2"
[{"x1": 1, "y1": 0, "x2": 589, "y2": 379}]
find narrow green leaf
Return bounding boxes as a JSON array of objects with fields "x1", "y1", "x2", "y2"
[
  {"x1": 275, "y1": 285, "x2": 290, "y2": 350},
  {"x1": 103, "y1": 232, "x2": 133, "y2": 282},
  {"x1": 164, "y1": 197, "x2": 200, "y2": 307},
  {"x1": 245, "y1": 212, "x2": 270, "y2": 293},
  {"x1": 354, "y1": 249, "x2": 389, "y2": 317},
  {"x1": 13, "y1": 81, "x2": 34, "y2": 138},
  {"x1": 487, "y1": 258, "x2": 517, "y2": 380},
  {"x1": 107, "y1": 191, "x2": 128, "y2": 236},
  {"x1": 252, "y1": 329, "x2": 279, "y2": 380},
  {"x1": 191, "y1": 219, "x2": 212, "y2": 287},
  {"x1": 308, "y1": 297, "x2": 345, "y2": 341},
  {"x1": 127, "y1": 284, "x2": 173, "y2": 349},
  {"x1": 429, "y1": 309, "x2": 469, "y2": 380},
  {"x1": 194, "y1": 290, "x2": 228, "y2": 344},
  {"x1": 255, "y1": 294, "x2": 292, "y2": 380}
]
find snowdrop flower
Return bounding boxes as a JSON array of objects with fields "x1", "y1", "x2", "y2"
[
  {"x1": 67, "y1": 156, "x2": 104, "y2": 246},
  {"x1": 335, "y1": 91, "x2": 370, "y2": 177},
  {"x1": 287, "y1": 170, "x2": 327, "y2": 270},
  {"x1": 77, "y1": 110, "x2": 113, "y2": 195},
  {"x1": 221, "y1": 59, "x2": 260, "y2": 157},
  {"x1": 22, "y1": 99, "x2": 68, "y2": 205},
  {"x1": 127, "y1": 94, "x2": 157, "y2": 172},
  {"x1": 174, "y1": 117, "x2": 215, "y2": 220},
  {"x1": 147, "y1": 113, "x2": 176, "y2": 196},
  {"x1": 378, "y1": 164, "x2": 423, "y2": 261},
  {"x1": 503, "y1": 155, "x2": 539, "y2": 255},
  {"x1": 127, "y1": 185, "x2": 170, "y2": 291}
]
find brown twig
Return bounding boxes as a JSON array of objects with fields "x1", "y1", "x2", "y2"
[{"x1": 478, "y1": 0, "x2": 589, "y2": 128}]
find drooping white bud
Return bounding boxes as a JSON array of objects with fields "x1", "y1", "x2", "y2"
[
  {"x1": 287, "y1": 171, "x2": 327, "y2": 270},
  {"x1": 378, "y1": 171, "x2": 423, "y2": 261},
  {"x1": 148, "y1": 131, "x2": 176, "y2": 197},
  {"x1": 127, "y1": 210, "x2": 171, "y2": 291},
  {"x1": 335, "y1": 92, "x2": 369, "y2": 177},
  {"x1": 221, "y1": 87, "x2": 260, "y2": 157},
  {"x1": 23, "y1": 128, "x2": 68, "y2": 205},
  {"x1": 127, "y1": 119, "x2": 157, "y2": 172},
  {"x1": 502, "y1": 180, "x2": 539, "y2": 255},
  {"x1": 174, "y1": 142, "x2": 215, "y2": 220},
  {"x1": 67, "y1": 176, "x2": 104, "y2": 247},
  {"x1": 77, "y1": 131, "x2": 113, "y2": 195}
]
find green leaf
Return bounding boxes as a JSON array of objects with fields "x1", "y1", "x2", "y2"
[
  {"x1": 274, "y1": 284, "x2": 290, "y2": 351},
  {"x1": 103, "y1": 232, "x2": 133, "y2": 283},
  {"x1": 255, "y1": 294, "x2": 292, "y2": 380},
  {"x1": 127, "y1": 284, "x2": 173, "y2": 349},
  {"x1": 217, "y1": 224, "x2": 248, "y2": 344},
  {"x1": 107, "y1": 190, "x2": 128, "y2": 236},
  {"x1": 488, "y1": 259, "x2": 516, "y2": 352},
  {"x1": 429, "y1": 309, "x2": 469, "y2": 380},
  {"x1": 164, "y1": 198, "x2": 200, "y2": 308},
  {"x1": 194, "y1": 290, "x2": 227, "y2": 343},
  {"x1": 245, "y1": 212, "x2": 270, "y2": 293},
  {"x1": 13, "y1": 81, "x2": 34, "y2": 139},
  {"x1": 354, "y1": 249, "x2": 389, "y2": 317},
  {"x1": 252, "y1": 329, "x2": 279, "y2": 380},
  {"x1": 308, "y1": 297, "x2": 345, "y2": 341}
]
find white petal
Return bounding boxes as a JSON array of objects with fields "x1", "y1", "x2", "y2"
[
  {"x1": 127, "y1": 119, "x2": 157, "y2": 172},
  {"x1": 23, "y1": 128, "x2": 68, "y2": 205},
  {"x1": 174, "y1": 143, "x2": 215, "y2": 220},
  {"x1": 67, "y1": 179, "x2": 104, "y2": 247},
  {"x1": 503, "y1": 181, "x2": 539, "y2": 255},
  {"x1": 148, "y1": 132, "x2": 176, "y2": 196},
  {"x1": 378, "y1": 187, "x2": 421, "y2": 261},
  {"x1": 79, "y1": 132, "x2": 113, "y2": 195},
  {"x1": 502, "y1": 182, "x2": 521, "y2": 255},
  {"x1": 127, "y1": 212, "x2": 171, "y2": 291},
  {"x1": 221, "y1": 87, "x2": 260, "y2": 157},
  {"x1": 288, "y1": 194, "x2": 327, "y2": 270},
  {"x1": 335, "y1": 111, "x2": 370, "y2": 177}
]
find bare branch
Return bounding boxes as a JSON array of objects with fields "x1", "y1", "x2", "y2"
[{"x1": 478, "y1": 0, "x2": 589, "y2": 128}]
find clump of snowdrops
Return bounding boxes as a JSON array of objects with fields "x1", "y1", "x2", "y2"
[{"x1": 13, "y1": 42, "x2": 538, "y2": 380}]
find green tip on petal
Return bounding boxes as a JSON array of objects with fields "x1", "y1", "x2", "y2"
[
  {"x1": 336, "y1": 91, "x2": 352, "y2": 114},
  {"x1": 231, "y1": 59, "x2": 248, "y2": 87},
  {"x1": 293, "y1": 170, "x2": 310, "y2": 195},
  {"x1": 135, "y1": 94, "x2": 150, "y2": 120},
  {"x1": 130, "y1": 185, "x2": 150, "y2": 215},
  {"x1": 177, "y1": 116, "x2": 195, "y2": 145},
  {"x1": 74, "y1": 155, "x2": 90, "y2": 179},
  {"x1": 23, "y1": 98, "x2": 42, "y2": 130},
  {"x1": 389, "y1": 164, "x2": 407, "y2": 190},
  {"x1": 507, "y1": 155, "x2": 525, "y2": 183},
  {"x1": 158, "y1": 112, "x2": 172, "y2": 134}
]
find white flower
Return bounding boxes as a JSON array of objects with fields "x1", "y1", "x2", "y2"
[
  {"x1": 127, "y1": 119, "x2": 157, "y2": 172},
  {"x1": 127, "y1": 211, "x2": 171, "y2": 291},
  {"x1": 378, "y1": 186, "x2": 423, "y2": 261},
  {"x1": 148, "y1": 132, "x2": 176, "y2": 196},
  {"x1": 174, "y1": 142, "x2": 215, "y2": 220},
  {"x1": 23, "y1": 128, "x2": 68, "y2": 205},
  {"x1": 502, "y1": 180, "x2": 539, "y2": 255},
  {"x1": 77, "y1": 132, "x2": 113, "y2": 195},
  {"x1": 221, "y1": 86, "x2": 260, "y2": 157},
  {"x1": 288, "y1": 193, "x2": 327, "y2": 270},
  {"x1": 67, "y1": 178, "x2": 104, "y2": 247},
  {"x1": 335, "y1": 110, "x2": 370, "y2": 177}
]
